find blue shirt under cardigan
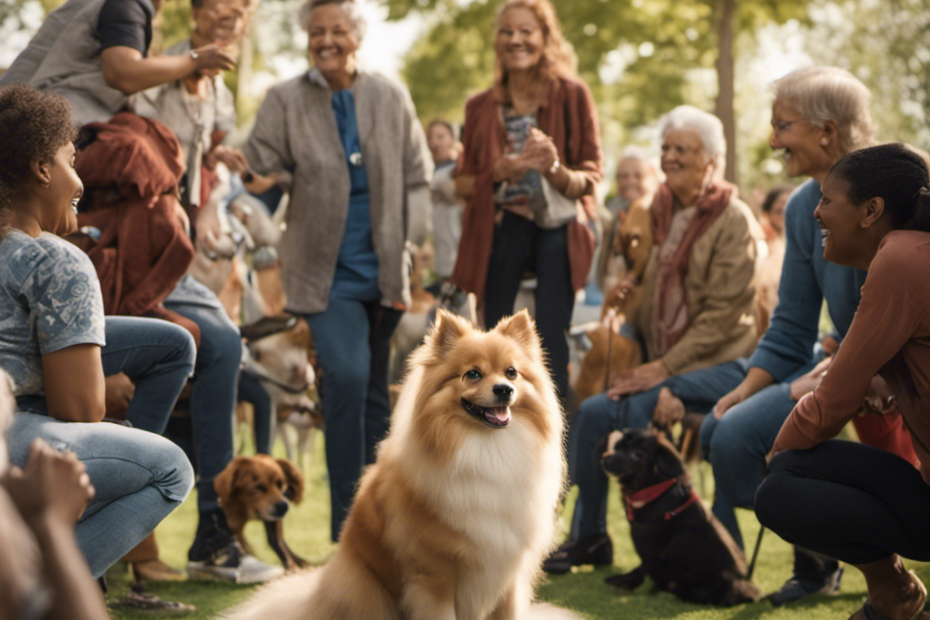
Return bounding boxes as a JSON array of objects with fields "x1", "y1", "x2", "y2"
[
  {"x1": 329, "y1": 89, "x2": 380, "y2": 301},
  {"x1": 748, "y1": 179, "x2": 868, "y2": 382}
]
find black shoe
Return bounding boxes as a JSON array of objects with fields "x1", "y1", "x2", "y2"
[
  {"x1": 768, "y1": 566, "x2": 843, "y2": 606},
  {"x1": 542, "y1": 533, "x2": 613, "y2": 575}
]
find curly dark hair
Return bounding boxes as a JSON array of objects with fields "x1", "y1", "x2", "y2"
[{"x1": 0, "y1": 85, "x2": 77, "y2": 209}]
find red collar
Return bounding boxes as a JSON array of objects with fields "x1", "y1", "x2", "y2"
[{"x1": 623, "y1": 478, "x2": 699, "y2": 522}]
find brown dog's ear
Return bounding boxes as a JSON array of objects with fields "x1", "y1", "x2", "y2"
[
  {"x1": 495, "y1": 310, "x2": 542, "y2": 359},
  {"x1": 214, "y1": 458, "x2": 245, "y2": 504},
  {"x1": 426, "y1": 310, "x2": 470, "y2": 358},
  {"x1": 276, "y1": 459, "x2": 305, "y2": 504}
]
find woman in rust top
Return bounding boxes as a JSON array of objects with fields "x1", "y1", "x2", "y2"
[
  {"x1": 756, "y1": 143, "x2": 930, "y2": 620},
  {"x1": 451, "y1": 0, "x2": 602, "y2": 400}
]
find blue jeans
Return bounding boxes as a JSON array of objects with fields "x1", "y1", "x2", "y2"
[
  {"x1": 162, "y1": 300, "x2": 242, "y2": 512},
  {"x1": 568, "y1": 360, "x2": 748, "y2": 540},
  {"x1": 8, "y1": 413, "x2": 194, "y2": 578},
  {"x1": 700, "y1": 381, "x2": 798, "y2": 549},
  {"x1": 102, "y1": 316, "x2": 196, "y2": 434},
  {"x1": 303, "y1": 297, "x2": 402, "y2": 541}
]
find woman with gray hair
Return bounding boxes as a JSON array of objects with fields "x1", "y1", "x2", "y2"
[
  {"x1": 243, "y1": 0, "x2": 431, "y2": 541},
  {"x1": 545, "y1": 104, "x2": 762, "y2": 574},
  {"x1": 701, "y1": 66, "x2": 917, "y2": 606}
]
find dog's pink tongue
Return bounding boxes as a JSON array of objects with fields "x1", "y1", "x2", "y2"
[{"x1": 489, "y1": 407, "x2": 511, "y2": 424}]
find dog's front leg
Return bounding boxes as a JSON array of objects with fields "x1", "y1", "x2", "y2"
[
  {"x1": 402, "y1": 577, "x2": 456, "y2": 620},
  {"x1": 485, "y1": 580, "x2": 529, "y2": 620},
  {"x1": 604, "y1": 565, "x2": 647, "y2": 591}
]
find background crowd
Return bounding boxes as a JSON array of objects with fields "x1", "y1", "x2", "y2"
[{"x1": 2, "y1": 0, "x2": 930, "y2": 619}]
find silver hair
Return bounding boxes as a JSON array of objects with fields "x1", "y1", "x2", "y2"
[
  {"x1": 771, "y1": 66, "x2": 873, "y2": 154},
  {"x1": 299, "y1": 0, "x2": 367, "y2": 40},
  {"x1": 659, "y1": 105, "x2": 727, "y2": 173}
]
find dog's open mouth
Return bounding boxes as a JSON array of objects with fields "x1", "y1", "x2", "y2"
[{"x1": 461, "y1": 398, "x2": 511, "y2": 429}]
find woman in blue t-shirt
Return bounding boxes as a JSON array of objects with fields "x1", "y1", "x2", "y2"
[{"x1": 0, "y1": 85, "x2": 195, "y2": 579}]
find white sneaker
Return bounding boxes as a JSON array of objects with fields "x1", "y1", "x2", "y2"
[
  {"x1": 237, "y1": 554, "x2": 285, "y2": 584},
  {"x1": 187, "y1": 541, "x2": 283, "y2": 584}
]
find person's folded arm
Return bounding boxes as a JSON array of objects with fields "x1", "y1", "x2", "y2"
[
  {"x1": 41, "y1": 345, "x2": 105, "y2": 423},
  {"x1": 773, "y1": 241, "x2": 928, "y2": 454}
]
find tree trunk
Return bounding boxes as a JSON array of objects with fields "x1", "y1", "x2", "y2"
[{"x1": 714, "y1": 0, "x2": 738, "y2": 188}]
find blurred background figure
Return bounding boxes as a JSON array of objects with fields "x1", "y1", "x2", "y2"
[
  {"x1": 755, "y1": 183, "x2": 793, "y2": 333},
  {"x1": 426, "y1": 118, "x2": 462, "y2": 292},
  {"x1": 604, "y1": 148, "x2": 660, "y2": 220}
]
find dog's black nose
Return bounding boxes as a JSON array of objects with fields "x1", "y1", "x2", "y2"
[
  {"x1": 493, "y1": 383, "x2": 514, "y2": 399},
  {"x1": 273, "y1": 501, "x2": 289, "y2": 518}
]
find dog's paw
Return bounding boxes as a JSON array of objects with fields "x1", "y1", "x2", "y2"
[{"x1": 604, "y1": 571, "x2": 645, "y2": 591}]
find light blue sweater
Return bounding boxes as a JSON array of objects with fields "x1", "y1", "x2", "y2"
[{"x1": 748, "y1": 179, "x2": 867, "y2": 382}]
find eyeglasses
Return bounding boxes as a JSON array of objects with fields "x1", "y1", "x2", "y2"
[{"x1": 771, "y1": 118, "x2": 807, "y2": 135}]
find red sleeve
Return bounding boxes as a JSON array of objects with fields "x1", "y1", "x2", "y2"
[{"x1": 773, "y1": 236, "x2": 929, "y2": 452}]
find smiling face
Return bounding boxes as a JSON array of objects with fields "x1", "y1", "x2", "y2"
[
  {"x1": 814, "y1": 173, "x2": 871, "y2": 267},
  {"x1": 193, "y1": 0, "x2": 248, "y2": 46},
  {"x1": 307, "y1": 3, "x2": 360, "y2": 85},
  {"x1": 38, "y1": 142, "x2": 83, "y2": 236},
  {"x1": 616, "y1": 157, "x2": 655, "y2": 204},
  {"x1": 495, "y1": 6, "x2": 545, "y2": 75},
  {"x1": 660, "y1": 128, "x2": 713, "y2": 202},
  {"x1": 770, "y1": 98, "x2": 835, "y2": 180},
  {"x1": 427, "y1": 123, "x2": 456, "y2": 164}
]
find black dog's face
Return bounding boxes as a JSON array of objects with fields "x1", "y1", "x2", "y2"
[{"x1": 601, "y1": 429, "x2": 685, "y2": 490}]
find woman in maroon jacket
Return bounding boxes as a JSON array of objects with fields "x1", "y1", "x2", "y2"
[
  {"x1": 451, "y1": 0, "x2": 602, "y2": 400},
  {"x1": 756, "y1": 143, "x2": 930, "y2": 620}
]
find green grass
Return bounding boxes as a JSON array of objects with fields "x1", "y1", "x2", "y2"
[{"x1": 104, "y1": 427, "x2": 927, "y2": 620}]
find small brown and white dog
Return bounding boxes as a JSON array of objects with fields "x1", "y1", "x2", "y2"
[
  {"x1": 222, "y1": 310, "x2": 581, "y2": 620},
  {"x1": 214, "y1": 455, "x2": 308, "y2": 571}
]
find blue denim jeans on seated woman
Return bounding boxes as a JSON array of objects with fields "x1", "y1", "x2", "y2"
[
  {"x1": 8, "y1": 412, "x2": 194, "y2": 578},
  {"x1": 568, "y1": 359, "x2": 749, "y2": 541}
]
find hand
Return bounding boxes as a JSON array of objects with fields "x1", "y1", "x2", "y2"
[
  {"x1": 243, "y1": 171, "x2": 281, "y2": 195},
  {"x1": 605, "y1": 277, "x2": 636, "y2": 310},
  {"x1": 191, "y1": 44, "x2": 236, "y2": 73},
  {"x1": 492, "y1": 155, "x2": 529, "y2": 183},
  {"x1": 104, "y1": 372, "x2": 135, "y2": 417},
  {"x1": 653, "y1": 387, "x2": 685, "y2": 427},
  {"x1": 0, "y1": 439, "x2": 95, "y2": 530},
  {"x1": 789, "y1": 356, "x2": 832, "y2": 401},
  {"x1": 205, "y1": 145, "x2": 249, "y2": 174},
  {"x1": 858, "y1": 374, "x2": 896, "y2": 415},
  {"x1": 195, "y1": 204, "x2": 223, "y2": 254},
  {"x1": 607, "y1": 360, "x2": 670, "y2": 400},
  {"x1": 522, "y1": 128, "x2": 558, "y2": 173}
]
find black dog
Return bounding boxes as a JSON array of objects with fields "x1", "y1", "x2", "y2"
[{"x1": 601, "y1": 428, "x2": 760, "y2": 606}]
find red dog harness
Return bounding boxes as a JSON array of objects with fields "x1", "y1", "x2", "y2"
[{"x1": 623, "y1": 478, "x2": 700, "y2": 522}]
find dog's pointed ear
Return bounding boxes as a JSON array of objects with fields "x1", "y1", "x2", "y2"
[
  {"x1": 426, "y1": 309, "x2": 470, "y2": 357},
  {"x1": 276, "y1": 458, "x2": 305, "y2": 504},
  {"x1": 214, "y1": 458, "x2": 243, "y2": 504},
  {"x1": 652, "y1": 432, "x2": 685, "y2": 480},
  {"x1": 495, "y1": 310, "x2": 542, "y2": 358}
]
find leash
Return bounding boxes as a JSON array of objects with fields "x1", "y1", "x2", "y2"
[{"x1": 747, "y1": 525, "x2": 765, "y2": 580}]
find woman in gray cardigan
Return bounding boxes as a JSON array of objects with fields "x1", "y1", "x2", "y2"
[{"x1": 244, "y1": 0, "x2": 431, "y2": 541}]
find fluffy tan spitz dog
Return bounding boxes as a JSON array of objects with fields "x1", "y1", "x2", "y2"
[{"x1": 221, "y1": 310, "x2": 581, "y2": 620}]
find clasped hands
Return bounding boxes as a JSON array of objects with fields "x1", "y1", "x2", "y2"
[{"x1": 492, "y1": 128, "x2": 559, "y2": 182}]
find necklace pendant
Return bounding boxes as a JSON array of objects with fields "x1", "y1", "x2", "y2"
[{"x1": 349, "y1": 152, "x2": 363, "y2": 167}]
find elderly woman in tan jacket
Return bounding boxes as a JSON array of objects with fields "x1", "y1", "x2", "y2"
[
  {"x1": 243, "y1": 0, "x2": 431, "y2": 542},
  {"x1": 544, "y1": 104, "x2": 763, "y2": 574}
]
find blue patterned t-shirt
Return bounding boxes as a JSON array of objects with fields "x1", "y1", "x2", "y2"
[{"x1": 0, "y1": 230, "x2": 106, "y2": 397}]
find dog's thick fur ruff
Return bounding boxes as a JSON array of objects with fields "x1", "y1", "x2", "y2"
[{"x1": 221, "y1": 310, "x2": 582, "y2": 620}]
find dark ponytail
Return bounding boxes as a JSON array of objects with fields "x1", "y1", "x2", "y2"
[{"x1": 827, "y1": 142, "x2": 930, "y2": 232}]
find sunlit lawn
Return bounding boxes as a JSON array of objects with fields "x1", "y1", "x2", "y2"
[{"x1": 105, "y1": 426, "x2": 925, "y2": 620}]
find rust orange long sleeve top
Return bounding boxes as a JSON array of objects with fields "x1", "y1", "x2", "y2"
[{"x1": 773, "y1": 230, "x2": 930, "y2": 481}]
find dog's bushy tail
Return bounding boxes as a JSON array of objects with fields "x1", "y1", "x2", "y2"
[
  {"x1": 218, "y1": 569, "x2": 320, "y2": 620},
  {"x1": 527, "y1": 602, "x2": 587, "y2": 619}
]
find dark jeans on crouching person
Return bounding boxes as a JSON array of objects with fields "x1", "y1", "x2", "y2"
[
  {"x1": 756, "y1": 440, "x2": 930, "y2": 565},
  {"x1": 568, "y1": 359, "x2": 748, "y2": 541},
  {"x1": 303, "y1": 297, "x2": 403, "y2": 541},
  {"x1": 163, "y1": 297, "x2": 242, "y2": 513},
  {"x1": 484, "y1": 211, "x2": 574, "y2": 400}
]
